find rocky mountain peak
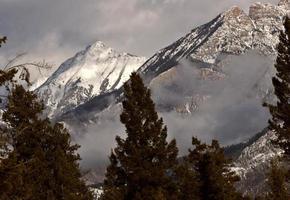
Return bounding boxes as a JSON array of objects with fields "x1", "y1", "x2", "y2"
[
  {"x1": 83, "y1": 40, "x2": 115, "y2": 60},
  {"x1": 223, "y1": 6, "x2": 247, "y2": 20},
  {"x1": 36, "y1": 41, "x2": 146, "y2": 117},
  {"x1": 249, "y1": 2, "x2": 286, "y2": 21},
  {"x1": 92, "y1": 40, "x2": 106, "y2": 47},
  {"x1": 87, "y1": 40, "x2": 106, "y2": 50}
]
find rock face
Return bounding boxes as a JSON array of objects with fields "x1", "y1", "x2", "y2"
[
  {"x1": 278, "y1": 0, "x2": 290, "y2": 7},
  {"x1": 36, "y1": 41, "x2": 146, "y2": 117},
  {"x1": 138, "y1": 6, "x2": 256, "y2": 79},
  {"x1": 139, "y1": 3, "x2": 286, "y2": 79},
  {"x1": 232, "y1": 131, "x2": 283, "y2": 196},
  {"x1": 250, "y1": 3, "x2": 287, "y2": 52}
]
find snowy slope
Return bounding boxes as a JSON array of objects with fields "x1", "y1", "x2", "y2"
[{"x1": 36, "y1": 41, "x2": 146, "y2": 117}]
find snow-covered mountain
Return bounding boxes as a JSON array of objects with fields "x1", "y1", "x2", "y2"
[
  {"x1": 60, "y1": 1, "x2": 288, "y2": 125},
  {"x1": 138, "y1": 2, "x2": 287, "y2": 78},
  {"x1": 36, "y1": 41, "x2": 146, "y2": 117}
]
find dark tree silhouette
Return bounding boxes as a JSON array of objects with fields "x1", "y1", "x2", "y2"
[
  {"x1": 188, "y1": 137, "x2": 244, "y2": 200},
  {"x1": 265, "y1": 16, "x2": 290, "y2": 157},
  {"x1": 265, "y1": 159, "x2": 289, "y2": 200},
  {"x1": 101, "y1": 72, "x2": 178, "y2": 200},
  {"x1": 0, "y1": 84, "x2": 93, "y2": 200},
  {"x1": 0, "y1": 39, "x2": 92, "y2": 199}
]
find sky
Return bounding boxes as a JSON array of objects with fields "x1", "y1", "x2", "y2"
[{"x1": 0, "y1": 0, "x2": 278, "y2": 70}]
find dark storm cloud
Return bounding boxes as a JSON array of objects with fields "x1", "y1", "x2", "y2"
[{"x1": 0, "y1": 0, "x2": 278, "y2": 68}]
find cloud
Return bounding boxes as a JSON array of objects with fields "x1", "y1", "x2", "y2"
[
  {"x1": 72, "y1": 51, "x2": 276, "y2": 170},
  {"x1": 73, "y1": 105, "x2": 124, "y2": 169},
  {"x1": 153, "y1": 52, "x2": 275, "y2": 154},
  {"x1": 0, "y1": 0, "x2": 278, "y2": 71}
]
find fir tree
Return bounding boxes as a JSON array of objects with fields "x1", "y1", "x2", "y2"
[
  {"x1": 265, "y1": 16, "x2": 290, "y2": 157},
  {"x1": 0, "y1": 152, "x2": 32, "y2": 200},
  {"x1": 101, "y1": 72, "x2": 178, "y2": 200},
  {"x1": 173, "y1": 159, "x2": 200, "y2": 200},
  {"x1": 265, "y1": 159, "x2": 289, "y2": 200},
  {"x1": 264, "y1": 16, "x2": 290, "y2": 200},
  {"x1": 188, "y1": 137, "x2": 243, "y2": 200},
  {"x1": 0, "y1": 38, "x2": 89, "y2": 199},
  {"x1": 0, "y1": 84, "x2": 93, "y2": 199}
]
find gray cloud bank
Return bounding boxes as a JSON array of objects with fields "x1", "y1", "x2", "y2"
[{"x1": 154, "y1": 52, "x2": 274, "y2": 153}]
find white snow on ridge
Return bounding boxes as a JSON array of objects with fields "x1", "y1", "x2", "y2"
[
  {"x1": 232, "y1": 131, "x2": 283, "y2": 195},
  {"x1": 140, "y1": 2, "x2": 288, "y2": 76}
]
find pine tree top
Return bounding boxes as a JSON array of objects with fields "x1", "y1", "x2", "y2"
[{"x1": 102, "y1": 72, "x2": 178, "y2": 200}]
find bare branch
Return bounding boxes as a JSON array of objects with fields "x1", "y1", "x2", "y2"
[
  {"x1": 3, "y1": 53, "x2": 27, "y2": 70},
  {"x1": 1, "y1": 53, "x2": 53, "y2": 88},
  {"x1": 10, "y1": 62, "x2": 52, "y2": 71}
]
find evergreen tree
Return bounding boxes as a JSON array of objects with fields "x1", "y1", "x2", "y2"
[
  {"x1": 188, "y1": 137, "x2": 243, "y2": 200},
  {"x1": 264, "y1": 16, "x2": 290, "y2": 200},
  {"x1": 265, "y1": 16, "x2": 290, "y2": 157},
  {"x1": 0, "y1": 38, "x2": 90, "y2": 199},
  {"x1": 0, "y1": 152, "x2": 32, "y2": 199},
  {"x1": 101, "y1": 72, "x2": 179, "y2": 200},
  {"x1": 0, "y1": 84, "x2": 93, "y2": 199},
  {"x1": 173, "y1": 159, "x2": 200, "y2": 200},
  {"x1": 265, "y1": 159, "x2": 289, "y2": 200}
]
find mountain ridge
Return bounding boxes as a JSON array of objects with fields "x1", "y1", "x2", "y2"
[
  {"x1": 36, "y1": 41, "x2": 146, "y2": 117},
  {"x1": 59, "y1": 1, "x2": 287, "y2": 125}
]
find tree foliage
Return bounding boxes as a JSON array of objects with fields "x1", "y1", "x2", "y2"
[
  {"x1": 0, "y1": 84, "x2": 93, "y2": 200},
  {"x1": 0, "y1": 38, "x2": 93, "y2": 199},
  {"x1": 187, "y1": 137, "x2": 244, "y2": 200},
  {"x1": 265, "y1": 16, "x2": 290, "y2": 157},
  {"x1": 265, "y1": 159, "x2": 289, "y2": 200},
  {"x1": 101, "y1": 72, "x2": 179, "y2": 200},
  {"x1": 263, "y1": 16, "x2": 290, "y2": 200},
  {"x1": 0, "y1": 38, "x2": 51, "y2": 158},
  {"x1": 173, "y1": 159, "x2": 200, "y2": 200}
]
